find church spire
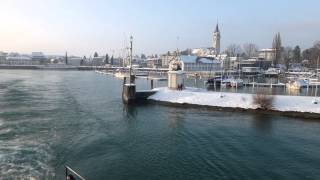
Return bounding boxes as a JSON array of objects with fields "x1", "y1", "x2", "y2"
[
  {"x1": 215, "y1": 23, "x2": 220, "y2": 33},
  {"x1": 212, "y1": 22, "x2": 221, "y2": 55}
]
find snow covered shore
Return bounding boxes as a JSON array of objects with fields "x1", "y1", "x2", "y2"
[{"x1": 148, "y1": 87, "x2": 320, "y2": 115}]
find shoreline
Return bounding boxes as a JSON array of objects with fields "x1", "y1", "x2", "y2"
[
  {"x1": 148, "y1": 100, "x2": 320, "y2": 119},
  {"x1": 148, "y1": 87, "x2": 320, "y2": 119}
]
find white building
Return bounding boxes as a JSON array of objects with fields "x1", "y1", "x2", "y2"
[
  {"x1": 161, "y1": 55, "x2": 175, "y2": 68},
  {"x1": 0, "y1": 51, "x2": 7, "y2": 61},
  {"x1": 181, "y1": 55, "x2": 222, "y2": 72},
  {"x1": 68, "y1": 57, "x2": 82, "y2": 66},
  {"x1": 3, "y1": 53, "x2": 36, "y2": 65},
  {"x1": 259, "y1": 49, "x2": 275, "y2": 61},
  {"x1": 31, "y1": 52, "x2": 47, "y2": 61},
  {"x1": 92, "y1": 57, "x2": 104, "y2": 66},
  {"x1": 147, "y1": 57, "x2": 162, "y2": 68}
]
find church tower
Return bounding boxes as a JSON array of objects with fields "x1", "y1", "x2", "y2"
[{"x1": 212, "y1": 23, "x2": 221, "y2": 55}]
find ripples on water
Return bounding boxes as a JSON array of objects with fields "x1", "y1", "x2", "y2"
[{"x1": 0, "y1": 70, "x2": 320, "y2": 180}]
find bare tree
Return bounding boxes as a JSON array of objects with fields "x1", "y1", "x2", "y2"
[
  {"x1": 302, "y1": 41, "x2": 320, "y2": 67},
  {"x1": 242, "y1": 43, "x2": 258, "y2": 58},
  {"x1": 314, "y1": 41, "x2": 320, "y2": 49},
  {"x1": 225, "y1": 44, "x2": 242, "y2": 57}
]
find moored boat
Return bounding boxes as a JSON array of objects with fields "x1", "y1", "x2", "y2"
[{"x1": 230, "y1": 78, "x2": 244, "y2": 87}]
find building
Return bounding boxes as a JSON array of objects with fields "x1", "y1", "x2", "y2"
[
  {"x1": 92, "y1": 57, "x2": 104, "y2": 66},
  {"x1": 0, "y1": 51, "x2": 8, "y2": 61},
  {"x1": 259, "y1": 49, "x2": 275, "y2": 61},
  {"x1": 191, "y1": 23, "x2": 221, "y2": 57},
  {"x1": 147, "y1": 57, "x2": 162, "y2": 68},
  {"x1": 239, "y1": 58, "x2": 272, "y2": 75},
  {"x1": 31, "y1": 52, "x2": 48, "y2": 64},
  {"x1": 3, "y1": 53, "x2": 35, "y2": 65},
  {"x1": 180, "y1": 55, "x2": 222, "y2": 72},
  {"x1": 161, "y1": 55, "x2": 176, "y2": 68},
  {"x1": 212, "y1": 23, "x2": 221, "y2": 55},
  {"x1": 68, "y1": 57, "x2": 83, "y2": 66}
]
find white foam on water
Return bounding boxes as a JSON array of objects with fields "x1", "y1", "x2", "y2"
[{"x1": 0, "y1": 133, "x2": 55, "y2": 179}]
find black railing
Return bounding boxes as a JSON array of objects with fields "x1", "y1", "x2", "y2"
[{"x1": 65, "y1": 165, "x2": 85, "y2": 180}]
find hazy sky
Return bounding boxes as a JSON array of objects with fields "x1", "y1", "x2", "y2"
[{"x1": 0, "y1": 0, "x2": 320, "y2": 57}]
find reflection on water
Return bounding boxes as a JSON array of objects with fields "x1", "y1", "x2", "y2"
[
  {"x1": 252, "y1": 113, "x2": 273, "y2": 134},
  {"x1": 167, "y1": 108, "x2": 185, "y2": 129},
  {"x1": 123, "y1": 104, "x2": 138, "y2": 119}
]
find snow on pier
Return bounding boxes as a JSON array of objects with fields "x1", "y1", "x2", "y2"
[{"x1": 148, "y1": 87, "x2": 320, "y2": 114}]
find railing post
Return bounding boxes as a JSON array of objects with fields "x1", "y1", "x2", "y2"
[
  {"x1": 65, "y1": 166, "x2": 68, "y2": 179},
  {"x1": 151, "y1": 79, "x2": 154, "y2": 89}
]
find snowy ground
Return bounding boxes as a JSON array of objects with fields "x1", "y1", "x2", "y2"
[{"x1": 148, "y1": 87, "x2": 320, "y2": 114}]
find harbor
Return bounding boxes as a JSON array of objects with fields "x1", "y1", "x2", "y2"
[
  {"x1": 1, "y1": 0, "x2": 320, "y2": 179},
  {"x1": 1, "y1": 69, "x2": 320, "y2": 179}
]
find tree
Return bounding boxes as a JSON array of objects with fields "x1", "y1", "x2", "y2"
[
  {"x1": 94, "y1": 52, "x2": 99, "y2": 58},
  {"x1": 105, "y1": 53, "x2": 109, "y2": 64},
  {"x1": 282, "y1": 47, "x2": 293, "y2": 70},
  {"x1": 293, "y1": 45, "x2": 301, "y2": 63},
  {"x1": 302, "y1": 41, "x2": 320, "y2": 67},
  {"x1": 272, "y1": 32, "x2": 282, "y2": 66},
  {"x1": 110, "y1": 56, "x2": 114, "y2": 65},
  {"x1": 141, "y1": 54, "x2": 146, "y2": 59},
  {"x1": 242, "y1": 43, "x2": 258, "y2": 58},
  {"x1": 65, "y1": 52, "x2": 68, "y2": 65},
  {"x1": 225, "y1": 44, "x2": 242, "y2": 57}
]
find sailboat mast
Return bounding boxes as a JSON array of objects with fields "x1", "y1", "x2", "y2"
[
  {"x1": 316, "y1": 56, "x2": 319, "y2": 98},
  {"x1": 129, "y1": 36, "x2": 133, "y2": 83}
]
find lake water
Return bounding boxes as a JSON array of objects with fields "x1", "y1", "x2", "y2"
[{"x1": 0, "y1": 70, "x2": 320, "y2": 179}]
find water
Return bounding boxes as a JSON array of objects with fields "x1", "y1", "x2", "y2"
[{"x1": 0, "y1": 70, "x2": 320, "y2": 179}]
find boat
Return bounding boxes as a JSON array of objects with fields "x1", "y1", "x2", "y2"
[
  {"x1": 264, "y1": 67, "x2": 280, "y2": 76},
  {"x1": 230, "y1": 78, "x2": 244, "y2": 87},
  {"x1": 206, "y1": 76, "x2": 222, "y2": 87},
  {"x1": 135, "y1": 72, "x2": 149, "y2": 77},
  {"x1": 230, "y1": 63, "x2": 244, "y2": 88},
  {"x1": 286, "y1": 79, "x2": 308, "y2": 90},
  {"x1": 221, "y1": 78, "x2": 233, "y2": 87},
  {"x1": 114, "y1": 70, "x2": 128, "y2": 78}
]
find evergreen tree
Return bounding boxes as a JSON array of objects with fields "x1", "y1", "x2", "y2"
[
  {"x1": 94, "y1": 52, "x2": 99, "y2": 58},
  {"x1": 65, "y1": 52, "x2": 68, "y2": 65},
  {"x1": 105, "y1": 53, "x2": 109, "y2": 64},
  {"x1": 293, "y1": 45, "x2": 301, "y2": 63},
  {"x1": 141, "y1": 54, "x2": 146, "y2": 59},
  {"x1": 110, "y1": 56, "x2": 114, "y2": 65},
  {"x1": 282, "y1": 47, "x2": 293, "y2": 70},
  {"x1": 272, "y1": 32, "x2": 282, "y2": 66}
]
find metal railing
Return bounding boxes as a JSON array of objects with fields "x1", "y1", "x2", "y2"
[{"x1": 65, "y1": 165, "x2": 85, "y2": 180}]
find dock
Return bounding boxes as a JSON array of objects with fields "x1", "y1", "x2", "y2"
[
  {"x1": 243, "y1": 82, "x2": 285, "y2": 88},
  {"x1": 243, "y1": 82, "x2": 320, "y2": 88}
]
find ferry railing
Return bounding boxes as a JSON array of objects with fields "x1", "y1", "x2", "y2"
[{"x1": 65, "y1": 165, "x2": 85, "y2": 180}]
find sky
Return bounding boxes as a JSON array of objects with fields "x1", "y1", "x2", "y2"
[{"x1": 0, "y1": 0, "x2": 320, "y2": 57}]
